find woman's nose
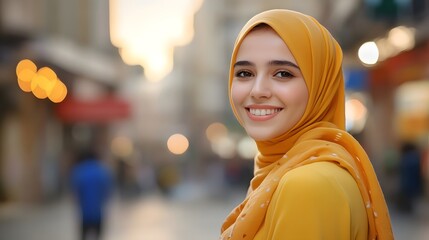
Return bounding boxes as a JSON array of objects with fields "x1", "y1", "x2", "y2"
[{"x1": 250, "y1": 75, "x2": 271, "y2": 99}]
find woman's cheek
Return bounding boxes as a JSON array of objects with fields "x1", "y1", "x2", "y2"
[{"x1": 231, "y1": 82, "x2": 249, "y2": 104}]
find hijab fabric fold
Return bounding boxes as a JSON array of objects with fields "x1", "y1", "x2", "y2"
[{"x1": 221, "y1": 9, "x2": 393, "y2": 240}]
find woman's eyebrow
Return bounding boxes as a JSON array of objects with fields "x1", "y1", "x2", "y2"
[
  {"x1": 269, "y1": 60, "x2": 300, "y2": 69},
  {"x1": 233, "y1": 60, "x2": 254, "y2": 68},
  {"x1": 234, "y1": 60, "x2": 300, "y2": 69}
]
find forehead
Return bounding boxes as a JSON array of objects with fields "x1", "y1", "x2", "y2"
[{"x1": 236, "y1": 26, "x2": 296, "y2": 63}]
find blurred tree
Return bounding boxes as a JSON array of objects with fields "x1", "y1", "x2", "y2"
[
  {"x1": 366, "y1": 0, "x2": 399, "y2": 23},
  {"x1": 365, "y1": 0, "x2": 427, "y2": 23}
]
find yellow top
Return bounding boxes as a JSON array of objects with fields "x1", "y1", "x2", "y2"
[
  {"x1": 221, "y1": 9, "x2": 393, "y2": 240},
  {"x1": 254, "y1": 162, "x2": 368, "y2": 240}
]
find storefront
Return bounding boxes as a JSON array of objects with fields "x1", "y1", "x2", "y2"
[{"x1": 368, "y1": 39, "x2": 429, "y2": 196}]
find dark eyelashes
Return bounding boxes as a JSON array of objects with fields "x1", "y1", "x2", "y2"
[
  {"x1": 234, "y1": 70, "x2": 253, "y2": 77},
  {"x1": 274, "y1": 70, "x2": 295, "y2": 78},
  {"x1": 233, "y1": 70, "x2": 295, "y2": 78}
]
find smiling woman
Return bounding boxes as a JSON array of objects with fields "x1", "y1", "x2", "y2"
[
  {"x1": 231, "y1": 25, "x2": 308, "y2": 141},
  {"x1": 221, "y1": 9, "x2": 393, "y2": 240}
]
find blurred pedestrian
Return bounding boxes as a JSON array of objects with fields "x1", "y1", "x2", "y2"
[
  {"x1": 156, "y1": 163, "x2": 181, "y2": 195},
  {"x1": 71, "y1": 149, "x2": 113, "y2": 240},
  {"x1": 397, "y1": 141, "x2": 423, "y2": 212},
  {"x1": 220, "y1": 9, "x2": 393, "y2": 239}
]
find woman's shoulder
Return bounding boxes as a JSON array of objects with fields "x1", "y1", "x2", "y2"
[
  {"x1": 260, "y1": 162, "x2": 368, "y2": 240},
  {"x1": 269, "y1": 161, "x2": 367, "y2": 225},
  {"x1": 277, "y1": 161, "x2": 360, "y2": 199}
]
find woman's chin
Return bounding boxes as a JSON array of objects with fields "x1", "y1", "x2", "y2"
[{"x1": 246, "y1": 131, "x2": 276, "y2": 141}]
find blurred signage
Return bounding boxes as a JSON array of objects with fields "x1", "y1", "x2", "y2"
[
  {"x1": 370, "y1": 41, "x2": 429, "y2": 86},
  {"x1": 395, "y1": 79, "x2": 429, "y2": 141},
  {"x1": 365, "y1": 0, "x2": 426, "y2": 22},
  {"x1": 55, "y1": 96, "x2": 131, "y2": 123},
  {"x1": 345, "y1": 69, "x2": 369, "y2": 91}
]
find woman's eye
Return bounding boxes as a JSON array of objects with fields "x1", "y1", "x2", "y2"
[
  {"x1": 235, "y1": 70, "x2": 253, "y2": 78},
  {"x1": 274, "y1": 71, "x2": 294, "y2": 78}
]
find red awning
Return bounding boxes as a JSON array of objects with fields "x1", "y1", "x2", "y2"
[
  {"x1": 370, "y1": 41, "x2": 429, "y2": 86},
  {"x1": 55, "y1": 96, "x2": 131, "y2": 123}
]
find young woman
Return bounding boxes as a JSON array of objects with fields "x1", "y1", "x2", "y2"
[{"x1": 220, "y1": 9, "x2": 393, "y2": 240}]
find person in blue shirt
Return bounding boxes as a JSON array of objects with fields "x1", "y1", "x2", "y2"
[
  {"x1": 71, "y1": 149, "x2": 113, "y2": 240},
  {"x1": 398, "y1": 141, "x2": 423, "y2": 212}
]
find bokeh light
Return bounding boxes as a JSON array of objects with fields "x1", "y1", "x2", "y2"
[
  {"x1": 211, "y1": 135, "x2": 235, "y2": 159},
  {"x1": 345, "y1": 96, "x2": 368, "y2": 134},
  {"x1": 205, "y1": 122, "x2": 228, "y2": 142},
  {"x1": 369, "y1": 25, "x2": 416, "y2": 62},
  {"x1": 237, "y1": 136, "x2": 257, "y2": 159},
  {"x1": 15, "y1": 59, "x2": 68, "y2": 103},
  {"x1": 17, "y1": 68, "x2": 36, "y2": 92},
  {"x1": 358, "y1": 41, "x2": 379, "y2": 65},
  {"x1": 111, "y1": 136, "x2": 134, "y2": 158},
  {"x1": 388, "y1": 26, "x2": 415, "y2": 51},
  {"x1": 167, "y1": 133, "x2": 189, "y2": 155},
  {"x1": 16, "y1": 59, "x2": 37, "y2": 75},
  {"x1": 31, "y1": 74, "x2": 49, "y2": 99},
  {"x1": 109, "y1": 0, "x2": 203, "y2": 81},
  {"x1": 48, "y1": 80, "x2": 68, "y2": 103}
]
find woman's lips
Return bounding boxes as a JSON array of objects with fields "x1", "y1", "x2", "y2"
[{"x1": 245, "y1": 106, "x2": 283, "y2": 121}]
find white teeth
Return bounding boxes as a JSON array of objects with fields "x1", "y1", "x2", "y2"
[{"x1": 249, "y1": 108, "x2": 280, "y2": 116}]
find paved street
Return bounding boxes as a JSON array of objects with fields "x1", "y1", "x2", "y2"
[
  {"x1": 0, "y1": 188, "x2": 243, "y2": 240},
  {"x1": 0, "y1": 189, "x2": 428, "y2": 240}
]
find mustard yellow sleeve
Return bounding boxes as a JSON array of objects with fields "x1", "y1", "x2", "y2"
[{"x1": 255, "y1": 162, "x2": 368, "y2": 240}]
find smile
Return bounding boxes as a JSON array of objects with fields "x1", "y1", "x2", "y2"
[
  {"x1": 248, "y1": 108, "x2": 281, "y2": 116},
  {"x1": 248, "y1": 108, "x2": 282, "y2": 116}
]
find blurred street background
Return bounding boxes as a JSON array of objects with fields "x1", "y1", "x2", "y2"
[{"x1": 1, "y1": 0, "x2": 429, "y2": 239}]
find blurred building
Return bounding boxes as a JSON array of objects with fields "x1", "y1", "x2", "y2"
[
  {"x1": 0, "y1": 0, "x2": 130, "y2": 203},
  {"x1": 1, "y1": 0, "x2": 429, "y2": 205}
]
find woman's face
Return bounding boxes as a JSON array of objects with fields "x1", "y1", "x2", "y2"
[{"x1": 231, "y1": 27, "x2": 309, "y2": 141}]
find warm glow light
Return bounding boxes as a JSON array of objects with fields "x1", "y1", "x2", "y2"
[
  {"x1": 31, "y1": 75, "x2": 48, "y2": 99},
  {"x1": 375, "y1": 38, "x2": 395, "y2": 62},
  {"x1": 211, "y1": 136, "x2": 235, "y2": 159},
  {"x1": 388, "y1": 26, "x2": 415, "y2": 51},
  {"x1": 111, "y1": 136, "x2": 134, "y2": 158},
  {"x1": 38, "y1": 67, "x2": 57, "y2": 92},
  {"x1": 346, "y1": 97, "x2": 368, "y2": 134},
  {"x1": 395, "y1": 80, "x2": 429, "y2": 112},
  {"x1": 167, "y1": 134, "x2": 189, "y2": 155},
  {"x1": 370, "y1": 26, "x2": 416, "y2": 62},
  {"x1": 48, "y1": 80, "x2": 68, "y2": 103},
  {"x1": 16, "y1": 59, "x2": 37, "y2": 92},
  {"x1": 237, "y1": 136, "x2": 257, "y2": 159},
  {"x1": 395, "y1": 80, "x2": 429, "y2": 140},
  {"x1": 17, "y1": 69, "x2": 36, "y2": 92},
  {"x1": 347, "y1": 99, "x2": 367, "y2": 120},
  {"x1": 358, "y1": 41, "x2": 379, "y2": 65},
  {"x1": 16, "y1": 59, "x2": 37, "y2": 76},
  {"x1": 205, "y1": 122, "x2": 228, "y2": 142},
  {"x1": 109, "y1": 0, "x2": 203, "y2": 81},
  {"x1": 15, "y1": 59, "x2": 68, "y2": 103}
]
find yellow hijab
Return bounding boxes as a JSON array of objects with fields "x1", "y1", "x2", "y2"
[{"x1": 221, "y1": 9, "x2": 393, "y2": 240}]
